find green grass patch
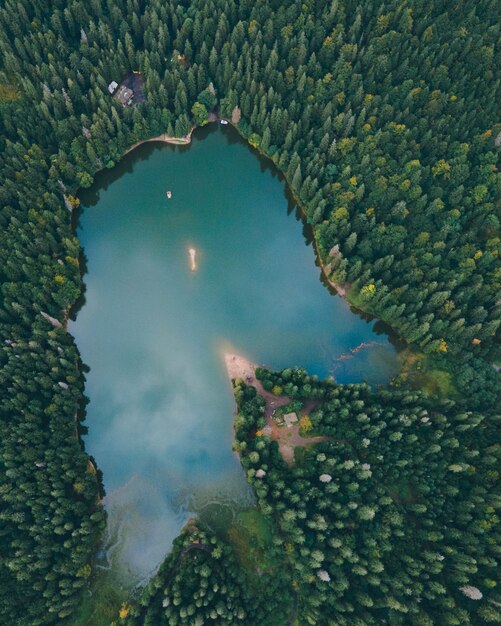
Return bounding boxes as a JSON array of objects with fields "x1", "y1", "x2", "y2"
[
  {"x1": 412, "y1": 367, "x2": 457, "y2": 399},
  {"x1": 395, "y1": 351, "x2": 459, "y2": 400},
  {"x1": 226, "y1": 509, "x2": 278, "y2": 579},
  {"x1": 293, "y1": 446, "x2": 309, "y2": 466},
  {"x1": 226, "y1": 508, "x2": 295, "y2": 625},
  {"x1": 72, "y1": 570, "x2": 127, "y2": 626}
]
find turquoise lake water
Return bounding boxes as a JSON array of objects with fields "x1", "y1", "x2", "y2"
[{"x1": 72, "y1": 125, "x2": 400, "y2": 583}]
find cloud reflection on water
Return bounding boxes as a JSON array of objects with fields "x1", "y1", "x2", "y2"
[{"x1": 73, "y1": 128, "x2": 400, "y2": 583}]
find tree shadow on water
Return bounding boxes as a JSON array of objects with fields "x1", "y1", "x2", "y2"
[{"x1": 218, "y1": 123, "x2": 312, "y2": 244}]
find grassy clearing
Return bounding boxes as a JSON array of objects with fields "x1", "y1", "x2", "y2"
[
  {"x1": 227, "y1": 509, "x2": 278, "y2": 579},
  {"x1": 414, "y1": 367, "x2": 457, "y2": 398},
  {"x1": 393, "y1": 350, "x2": 458, "y2": 400},
  {"x1": 227, "y1": 508, "x2": 296, "y2": 626},
  {"x1": 75, "y1": 508, "x2": 287, "y2": 624},
  {"x1": 73, "y1": 570, "x2": 127, "y2": 626}
]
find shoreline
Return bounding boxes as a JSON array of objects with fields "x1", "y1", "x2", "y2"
[
  {"x1": 228, "y1": 125, "x2": 352, "y2": 300},
  {"x1": 224, "y1": 352, "x2": 258, "y2": 382},
  {"x1": 114, "y1": 119, "x2": 403, "y2": 349},
  {"x1": 123, "y1": 130, "x2": 194, "y2": 156},
  {"x1": 224, "y1": 352, "x2": 331, "y2": 466},
  {"x1": 312, "y1": 235, "x2": 349, "y2": 297},
  {"x1": 227, "y1": 123, "x2": 406, "y2": 345},
  {"x1": 120, "y1": 122, "x2": 355, "y2": 306}
]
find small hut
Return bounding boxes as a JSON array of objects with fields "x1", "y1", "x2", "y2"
[
  {"x1": 283, "y1": 412, "x2": 298, "y2": 428},
  {"x1": 116, "y1": 85, "x2": 134, "y2": 106}
]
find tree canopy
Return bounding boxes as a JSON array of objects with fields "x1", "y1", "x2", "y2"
[{"x1": 0, "y1": 0, "x2": 499, "y2": 624}]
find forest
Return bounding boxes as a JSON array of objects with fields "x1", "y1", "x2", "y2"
[
  {"x1": 0, "y1": 0, "x2": 499, "y2": 624},
  {"x1": 232, "y1": 368, "x2": 500, "y2": 624},
  {"x1": 121, "y1": 520, "x2": 293, "y2": 626}
]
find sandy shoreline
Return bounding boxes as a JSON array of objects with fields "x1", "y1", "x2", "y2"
[
  {"x1": 123, "y1": 130, "x2": 193, "y2": 156},
  {"x1": 224, "y1": 353, "x2": 258, "y2": 381}
]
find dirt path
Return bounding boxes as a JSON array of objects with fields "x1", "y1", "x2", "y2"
[{"x1": 225, "y1": 354, "x2": 330, "y2": 465}]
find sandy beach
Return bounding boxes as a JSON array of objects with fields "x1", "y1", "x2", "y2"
[
  {"x1": 124, "y1": 131, "x2": 193, "y2": 156},
  {"x1": 224, "y1": 353, "x2": 258, "y2": 382}
]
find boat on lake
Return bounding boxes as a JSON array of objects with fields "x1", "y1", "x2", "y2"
[
  {"x1": 166, "y1": 190, "x2": 172, "y2": 199},
  {"x1": 220, "y1": 119, "x2": 228, "y2": 125}
]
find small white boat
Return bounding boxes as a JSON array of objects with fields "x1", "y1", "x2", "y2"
[
  {"x1": 166, "y1": 190, "x2": 172, "y2": 199},
  {"x1": 220, "y1": 119, "x2": 228, "y2": 125}
]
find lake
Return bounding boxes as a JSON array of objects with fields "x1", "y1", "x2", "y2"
[{"x1": 71, "y1": 124, "x2": 400, "y2": 584}]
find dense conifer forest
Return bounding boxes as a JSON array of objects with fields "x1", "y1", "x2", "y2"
[
  {"x1": 233, "y1": 369, "x2": 500, "y2": 624},
  {"x1": 122, "y1": 522, "x2": 293, "y2": 625},
  {"x1": 0, "y1": 0, "x2": 499, "y2": 624}
]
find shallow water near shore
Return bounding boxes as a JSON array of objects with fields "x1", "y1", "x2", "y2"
[{"x1": 71, "y1": 124, "x2": 401, "y2": 585}]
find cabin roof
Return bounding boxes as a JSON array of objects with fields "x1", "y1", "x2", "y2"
[
  {"x1": 283, "y1": 412, "x2": 298, "y2": 428},
  {"x1": 116, "y1": 85, "x2": 134, "y2": 106}
]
